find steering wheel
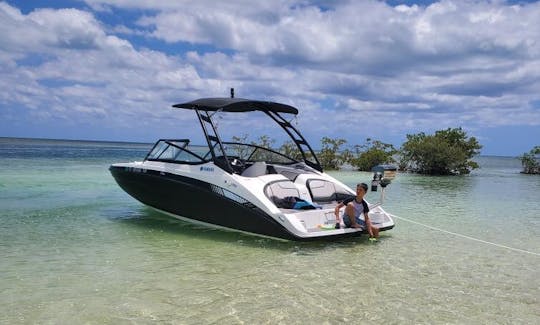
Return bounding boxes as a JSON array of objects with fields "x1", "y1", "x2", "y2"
[{"x1": 229, "y1": 157, "x2": 245, "y2": 173}]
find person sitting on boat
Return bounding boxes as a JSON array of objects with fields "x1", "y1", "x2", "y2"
[{"x1": 334, "y1": 183, "x2": 379, "y2": 238}]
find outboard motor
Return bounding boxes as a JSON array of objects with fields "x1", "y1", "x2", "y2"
[
  {"x1": 371, "y1": 164, "x2": 397, "y2": 191},
  {"x1": 370, "y1": 164, "x2": 397, "y2": 205},
  {"x1": 371, "y1": 171, "x2": 382, "y2": 191}
]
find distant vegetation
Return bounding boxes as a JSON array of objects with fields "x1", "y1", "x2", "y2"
[
  {"x1": 520, "y1": 146, "x2": 540, "y2": 174},
  {"x1": 235, "y1": 127, "x2": 482, "y2": 175},
  {"x1": 399, "y1": 128, "x2": 482, "y2": 175},
  {"x1": 349, "y1": 138, "x2": 398, "y2": 171},
  {"x1": 318, "y1": 137, "x2": 348, "y2": 170}
]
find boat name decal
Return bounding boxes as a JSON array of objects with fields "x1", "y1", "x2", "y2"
[
  {"x1": 125, "y1": 167, "x2": 146, "y2": 173},
  {"x1": 200, "y1": 166, "x2": 214, "y2": 172}
]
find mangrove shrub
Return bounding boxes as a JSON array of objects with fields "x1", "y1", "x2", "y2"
[
  {"x1": 318, "y1": 137, "x2": 348, "y2": 170},
  {"x1": 400, "y1": 127, "x2": 482, "y2": 175},
  {"x1": 520, "y1": 146, "x2": 540, "y2": 174},
  {"x1": 279, "y1": 140, "x2": 303, "y2": 161},
  {"x1": 350, "y1": 138, "x2": 398, "y2": 171}
]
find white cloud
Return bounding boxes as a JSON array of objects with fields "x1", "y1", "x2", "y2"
[
  {"x1": 0, "y1": 4, "x2": 105, "y2": 53},
  {"x1": 1, "y1": 1, "x2": 540, "y2": 149}
]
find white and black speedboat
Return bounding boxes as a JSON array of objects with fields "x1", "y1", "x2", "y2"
[{"x1": 110, "y1": 97, "x2": 395, "y2": 241}]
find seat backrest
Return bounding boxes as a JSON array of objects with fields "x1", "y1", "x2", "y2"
[
  {"x1": 307, "y1": 179, "x2": 337, "y2": 203},
  {"x1": 265, "y1": 181, "x2": 300, "y2": 205},
  {"x1": 241, "y1": 161, "x2": 267, "y2": 177}
]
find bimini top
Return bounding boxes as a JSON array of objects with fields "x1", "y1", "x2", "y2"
[{"x1": 172, "y1": 98, "x2": 298, "y2": 115}]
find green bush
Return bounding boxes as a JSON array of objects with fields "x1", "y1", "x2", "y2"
[
  {"x1": 279, "y1": 140, "x2": 303, "y2": 161},
  {"x1": 350, "y1": 138, "x2": 397, "y2": 171},
  {"x1": 520, "y1": 146, "x2": 540, "y2": 174},
  {"x1": 400, "y1": 127, "x2": 482, "y2": 175},
  {"x1": 318, "y1": 137, "x2": 347, "y2": 170}
]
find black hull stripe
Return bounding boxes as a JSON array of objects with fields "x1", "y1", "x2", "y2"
[{"x1": 110, "y1": 166, "x2": 302, "y2": 240}]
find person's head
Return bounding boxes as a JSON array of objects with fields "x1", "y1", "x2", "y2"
[{"x1": 356, "y1": 183, "x2": 368, "y2": 197}]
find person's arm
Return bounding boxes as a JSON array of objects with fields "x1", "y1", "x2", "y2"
[
  {"x1": 335, "y1": 198, "x2": 353, "y2": 221},
  {"x1": 334, "y1": 202, "x2": 344, "y2": 222},
  {"x1": 333, "y1": 202, "x2": 346, "y2": 229}
]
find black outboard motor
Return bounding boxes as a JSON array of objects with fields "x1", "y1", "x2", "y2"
[
  {"x1": 379, "y1": 178, "x2": 392, "y2": 188},
  {"x1": 370, "y1": 164, "x2": 397, "y2": 205},
  {"x1": 370, "y1": 164, "x2": 397, "y2": 191},
  {"x1": 371, "y1": 171, "x2": 382, "y2": 191}
]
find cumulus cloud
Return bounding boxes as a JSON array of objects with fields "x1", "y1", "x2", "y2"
[
  {"x1": 0, "y1": 4, "x2": 104, "y2": 53},
  {"x1": 85, "y1": 1, "x2": 540, "y2": 127},
  {"x1": 0, "y1": 2, "x2": 205, "y2": 134},
  {"x1": 1, "y1": 0, "x2": 540, "y2": 149}
]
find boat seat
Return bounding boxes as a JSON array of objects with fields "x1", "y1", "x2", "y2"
[
  {"x1": 264, "y1": 180, "x2": 300, "y2": 207},
  {"x1": 241, "y1": 161, "x2": 267, "y2": 177},
  {"x1": 307, "y1": 179, "x2": 354, "y2": 204},
  {"x1": 307, "y1": 179, "x2": 337, "y2": 203}
]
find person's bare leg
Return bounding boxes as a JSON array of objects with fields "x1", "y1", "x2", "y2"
[
  {"x1": 372, "y1": 226, "x2": 379, "y2": 238},
  {"x1": 345, "y1": 203, "x2": 361, "y2": 228}
]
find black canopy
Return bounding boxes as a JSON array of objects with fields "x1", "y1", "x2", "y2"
[{"x1": 172, "y1": 98, "x2": 298, "y2": 115}]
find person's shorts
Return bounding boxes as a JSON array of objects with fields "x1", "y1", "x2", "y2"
[{"x1": 343, "y1": 215, "x2": 366, "y2": 229}]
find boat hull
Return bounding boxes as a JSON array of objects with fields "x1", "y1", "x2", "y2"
[
  {"x1": 110, "y1": 165, "x2": 306, "y2": 240},
  {"x1": 109, "y1": 166, "x2": 379, "y2": 241}
]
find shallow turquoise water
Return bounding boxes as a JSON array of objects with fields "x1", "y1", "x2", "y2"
[{"x1": 1, "y1": 138, "x2": 538, "y2": 324}]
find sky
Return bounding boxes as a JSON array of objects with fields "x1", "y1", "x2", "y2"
[{"x1": 1, "y1": 0, "x2": 539, "y2": 156}]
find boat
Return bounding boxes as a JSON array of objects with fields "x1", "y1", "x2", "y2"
[{"x1": 109, "y1": 97, "x2": 395, "y2": 240}]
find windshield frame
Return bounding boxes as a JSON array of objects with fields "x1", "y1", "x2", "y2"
[
  {"x1": 144, "y1": 139, "x2": 210, "y2": 164},
  {"x1": 221, "y1": 141, "x2": 299, "y2": 165},
  {"x1": 143, "y1": 139, "x2": 300, "y2": 166}
]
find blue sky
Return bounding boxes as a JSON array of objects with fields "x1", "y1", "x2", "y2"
[{"x1": 1, "y1": 0, "x2": 539, "y2": 156}]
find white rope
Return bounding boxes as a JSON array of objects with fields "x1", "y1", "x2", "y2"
[{"x1": 391, "y1": 214, "x2": 540, "y2": 257}]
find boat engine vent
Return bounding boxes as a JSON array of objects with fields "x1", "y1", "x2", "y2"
[
  {"x1": 209, "y1": 183, "x2": 258, "y2": 211},
  {"x1": 210, "y1": 184, "x2": 259, "y2": 210},
  {"x1": 210, "y1": 184, "x2": 247, "y2": 203}
]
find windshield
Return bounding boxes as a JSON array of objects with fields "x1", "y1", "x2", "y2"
[
  {"x1": 145, "y1": 139, "x2": 210, "y2": 164},
  {"x1": 144, "y1": 139, "x2": 299, "y2": 165},
  {"x1": 222, "y1": 142, "x2": 297, "y2": 164}
]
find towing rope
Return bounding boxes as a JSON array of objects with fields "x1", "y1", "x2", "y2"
[{"x1": 391, "y1": 214, "x2": 540, "y2": 257}]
